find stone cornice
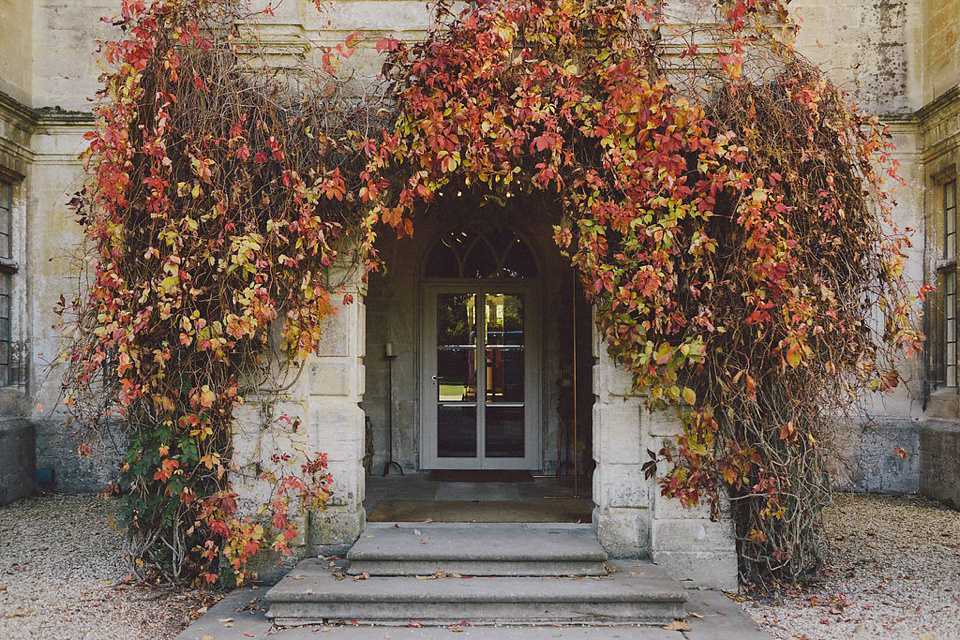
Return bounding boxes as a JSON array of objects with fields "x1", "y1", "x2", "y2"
[
  {"x1": 0, "y1": 90, "x2": 38, "y2": 130},
  {"x1": 916, "y1": 85, "x2": 960, "y2": 125},
  {"x1": 35, "y1": 106, "x2": 95, "y2": 129}
]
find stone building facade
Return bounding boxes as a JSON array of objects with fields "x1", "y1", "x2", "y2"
[{"x1": 0, "y1": 0, "x2": 957, "y2": 589}]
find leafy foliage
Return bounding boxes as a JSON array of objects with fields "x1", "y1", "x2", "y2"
[
  {"x1": 58, "y1": 0, "x2": 374, "y2": 584},
  {"x1": 61, "y1": 0, "x2": 925, "y2": 587},
  {"x1": 367, "y1": 0, "x2": 925, "y2": 585}
]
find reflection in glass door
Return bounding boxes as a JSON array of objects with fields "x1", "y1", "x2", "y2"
[{"x1": 427, "y1": 289, "x2": 535, "y2": 469}]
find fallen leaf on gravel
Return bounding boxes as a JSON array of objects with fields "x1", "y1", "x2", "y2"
[
  {"x1": 218, "y1": 617, "x2": 235, "y2": 623},
  {"x1": 688, "y1": 611, "x2": 704, "y2": 618},
  {"x1": 408, "y1": 620, "x2": 422, "y2": 628},
  {"x1": 449, "y1": 626, "x2": 464, "y2": 632},
  {"x1": 663, "y1": 620, "x2": 692, "y2": 631},
  {"x1": 202, "y1": 636, "x2": 214, "y2": 640},
  {"x1": 352, "y1": 572, "x2": 370, "y2": 581},
  {"x1": 293, "y1": 575, "x2": 305, "y2": 580}
]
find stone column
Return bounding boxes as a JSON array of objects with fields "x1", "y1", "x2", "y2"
[
  {"x1": 591, "y1": 328, "x2": 652, "y2": 557},
  {"x1": 647, "y1": 410, "x2": 738, "y2": 590},
  {"x1": 590, "y1": 321, "x2": 737, "y2": 589},
  {"x1": 304, "y1": 266, "x2": 367, "y2": 556},
  {"x1": 231, "y1": 263, "x2": 367, "y2": 576}
]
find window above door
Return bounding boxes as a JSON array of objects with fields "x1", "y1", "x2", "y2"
[{"x1": 424, "y1": 221, "x2": 538, "y2": 279}]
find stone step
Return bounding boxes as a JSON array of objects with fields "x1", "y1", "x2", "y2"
[
  {"x1": 265, "y1": 558, "x2": 688, "y2": 626},
  {"x1": 347, "y1": 523, "x2": 608, "y2": 576}
]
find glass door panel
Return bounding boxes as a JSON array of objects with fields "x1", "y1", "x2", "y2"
[
  {"x1": 485, "y1": 405, "x2": 524, "y2": 458},
  {"x1": 484, "y1": 293, "x2": 525, "y2": 459},
  {"x1": 436, "y1": 293, "x2": 478, "y2": 458},
  {"x1": 426, "y1": 288, "x2": 534, "y2": 468}
]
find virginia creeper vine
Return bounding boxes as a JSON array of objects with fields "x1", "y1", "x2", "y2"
[{"x1": 61, "y1": 0, "x2": 925, "y2": 587}]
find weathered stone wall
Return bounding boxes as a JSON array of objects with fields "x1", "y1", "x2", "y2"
[
  {"x1": 920, "y1": 420, "x2": 960, "y2": 508},
  {"x1": 793, "y1": 0, "x2": 919, "y2": 115},
  {"x1": 230, "y1": 264, "x2": 368, "y2": 570},
  {"x1": 31, "y1": 0, "x2": 115, "y2": 111},
  {"x1": 921, "y1": 0, "x2": 960, "y2": 105},
  {"x1": 0, "y1": 0, "x2": 34, "y2": 105},
  {"x1": 831, "y1": 420, "x2": 921, "y2": 494}
]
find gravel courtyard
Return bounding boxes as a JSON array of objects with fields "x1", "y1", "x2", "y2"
[
  {"x1": 738, "y1": 493, "x2": 960, "y2": 639},
  {"x1": 1, "y1": 492, "x2": 958, "y2": 639}
]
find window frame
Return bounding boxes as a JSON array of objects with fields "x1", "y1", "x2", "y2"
[
  {"x1": 0, "y1": 178, "x2": 21, "y2": 389},
  {"x1": 933, "y1": 175, "x2": 959, "y2": 391}
]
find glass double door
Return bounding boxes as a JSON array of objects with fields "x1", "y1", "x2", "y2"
[{"x1": 422, "y1": 286, "x2": 538, "y2": 469}]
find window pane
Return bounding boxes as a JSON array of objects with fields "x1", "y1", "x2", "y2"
[
  {"x1": 948, "y1": 180, "x2": 958, "y2": 260},
  {"x1": 0, "y1": 272, "x2": 10, "y2": 386},
  {"x1": 462, "y1": 238, "x2": 497, "y2": 279},
  {"x1": 946, "y1": 271, "x2": 957, "y2": 388},
  {"x1": 0, "y1": 182, "x2": 10, "y2": 260},
  {"x1": 501, "y1": 239, "x2": 538, "y2": 278},
  {"x1": 485, "y1": 348, "x2": 524, "y2": 402},
  {"x1": 438, "y1": 405, "x2": 477, "y2": 458},
  {"x1": 437, "y1": 293, "x2": 475, "y2": 346},
  {"x1": 485, "y1": 406, "x2": 524, "y2": 458},
  {"x1": 437, "y1": 348, "x2": 476, "y2": 401},
  {"x1": 424, "y1": 242, "x2": 460, "y2": 278},
  {"x1": 485, "y1": 293, "x2": 524, "y2": 346}
]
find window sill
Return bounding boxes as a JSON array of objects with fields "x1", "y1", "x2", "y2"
[{"x1": 927, "y1": 386, "x2": 959, "y2": 420}]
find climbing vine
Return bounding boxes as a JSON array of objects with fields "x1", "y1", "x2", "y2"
[
  {"x1": 58, "y1": 0, "x2": 378, "y2": 584},
  {"x1": 366, "y1": 0, "x2": 926, "y2": 586},
  {"x1": 61, "y1": 0, "x2": 925, "y2": 588}
]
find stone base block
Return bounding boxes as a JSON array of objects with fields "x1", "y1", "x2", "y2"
[
  {"x1": 652, "y1": 550, "x2": 738, "y2": 591},
  {"x1": 308, "y1": 504, "x2": 365, "y2": 556},
  {"x1": 244, "y1": 545, "x2": 308, "y2": 586},
  {"x1": 592, "y1": 506, "x2": 650, "y2": 558},
  {"x1": 651, "y1": 518, "x2": 736, "y2": 553},
  {"x1": 0, "y1": 419, "x2": 35, "y2": 505}
]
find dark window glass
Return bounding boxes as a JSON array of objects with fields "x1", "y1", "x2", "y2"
[{"x1": 423, "y1": 222, "x2": 537, "y2": 279}]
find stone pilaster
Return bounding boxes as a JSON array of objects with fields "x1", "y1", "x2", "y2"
[
  {"x1": 591, "y1": 333, "x2": 651, "y2": 557},
  {"x1": 590, "y1": 321, "x2": 737, "y2": 589},
  {"x1": 231, "y1": 262, "x2": 368, "y2": 571}
]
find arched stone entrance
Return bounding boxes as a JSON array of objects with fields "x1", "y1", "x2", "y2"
[
  {"x1": 232, "y1": 195, "x2": 737, "y2": 588},
  {"x1": 362, "y1": 197, "x2": 587, "y2": 478}
]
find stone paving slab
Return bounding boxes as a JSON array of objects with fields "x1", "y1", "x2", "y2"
[
  {"x1": 266, "y1": 559, "x2": 687, "y2": 625},
  {"x1": 176, "y1": 586, "x2": 771, "y2": 640},
  {"x1": 347, "y1": 523, "x2": 607, "y2": 576}
]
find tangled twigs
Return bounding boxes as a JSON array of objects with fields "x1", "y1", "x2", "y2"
[{"x1": 57, "y1": 0, "x2": 379, "y2": 584}]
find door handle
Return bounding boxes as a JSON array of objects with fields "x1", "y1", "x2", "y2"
[{"x1": 432, "y1": 375, "x2": 442, "y2": 381}]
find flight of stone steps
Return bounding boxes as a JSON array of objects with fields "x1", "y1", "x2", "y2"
[{"x1": 265, "y1": 522, "x2": 687, "y2": 626}]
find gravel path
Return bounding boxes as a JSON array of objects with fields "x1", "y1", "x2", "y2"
[
  {"x1": 2, "y1": 492, "x2": 958, "y2": 639},
  {"x1": 0, "y1": 494, "x2": 217, "y2": 640},
  {"x1": 738, "y1": 493, "x2": 960, "y2": 639}
]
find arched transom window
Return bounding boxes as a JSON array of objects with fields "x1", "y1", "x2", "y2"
[{"x1": 424, "y1": 222, "x2": 538, "y2": 279}]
